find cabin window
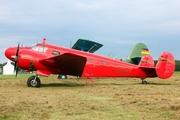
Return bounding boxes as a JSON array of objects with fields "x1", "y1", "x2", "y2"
[
  {"x1": 89, "y1": 58, "x2": 93, "y2": 63},
  {"x1": 102, "y1": 61, "x2": 105, "y2": 64},
  {"x1": 52, "y1": 50, "x2": 60, "y2": 55},
  {"x1": 31, "y1": 45, "x2": 47, "y2": 53},
  {"x1": 31, "y1": 45, "x2": 39, "y2": 51},
  {"x1": 39, "y1": 46, "x2": 44, "y2": 52}
]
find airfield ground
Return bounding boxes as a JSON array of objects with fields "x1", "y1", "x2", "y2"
[{"x1": 0, "y1": 73, "x2": 180, "y2": 120}]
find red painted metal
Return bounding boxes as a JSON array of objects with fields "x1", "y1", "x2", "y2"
[
  {"x1": 156, "y1": 52, "x2": 175, "y2": 79},
  {"x1": 4, "y1": 38, "x2": 175, "y2": 80}
]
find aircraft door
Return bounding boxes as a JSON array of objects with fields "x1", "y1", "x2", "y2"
[{"x1": 82, "y1": 58, "x2": 96, "y2": 77}]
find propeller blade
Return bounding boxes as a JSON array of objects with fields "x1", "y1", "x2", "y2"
[
  {"x1": 14, "y1": 61, "x2": 17, "y2": 73},
  {"x1": 16, "y1": 42, "x2": 20, "y2": 57},
  {"x1": 15, "y1": 65, "x2": 18, "y2": 77},
  {"x1": 14, "y1": 42, "x2": 20, "y2": 77}
]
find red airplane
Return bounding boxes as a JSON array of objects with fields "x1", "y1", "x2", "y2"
[{"x1": 4, "y1": 38, "x2": 175, "y2": 87}]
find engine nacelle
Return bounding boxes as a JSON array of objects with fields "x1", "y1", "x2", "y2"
[{"x1": 18, "y1": 55, "x2": 32, "y2": 70}]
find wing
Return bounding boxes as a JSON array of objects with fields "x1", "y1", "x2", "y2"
[
  {"x1": 72, "y1": 38, "x2": 103, "y2": 53},
  {"x1": 40, "y1": 53, "x2": 87, "y2": 76}
]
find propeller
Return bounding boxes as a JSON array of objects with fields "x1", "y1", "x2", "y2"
[{"x1": 14, "y1": 42, "x2": 20, "y2": 77}]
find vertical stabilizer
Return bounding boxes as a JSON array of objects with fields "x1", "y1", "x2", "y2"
[
  {"x1": 124, "y1": 43, "x2": 150, "y2": 65},
  {"x1": 155, "y1": 52, "x2": 175, "y2": 79}
]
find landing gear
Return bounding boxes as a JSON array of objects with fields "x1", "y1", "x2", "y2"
[
  {"x1": 27, "y1": 75, "x2": 41, "y2": 87},
  {"x1": 58, "y1": 74, "x2": 67, "y2": 79},
  {"x1": 141, "y1": 78, "x2": 147, "y2": 84}
]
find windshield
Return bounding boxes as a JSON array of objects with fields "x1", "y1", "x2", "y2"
[{"x1": 27, "y1": 44, "x2": 47, "y2": 52}]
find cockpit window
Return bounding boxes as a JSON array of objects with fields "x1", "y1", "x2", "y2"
[
  {"x1": 31, "y1": 45, "x2": 39, "y2": 51},
  {"x1": 28, "y1": 45, "x2": 47, "y2": 52},
  {"x1": 26, "y1": 44, "x2": 36, "y2": 49},
  {"x1": 39, "y1": 46, "x2": 44, "y2": 52}
]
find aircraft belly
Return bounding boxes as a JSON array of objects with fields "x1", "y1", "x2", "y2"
[
  {"x1": 82, "y1": 64, "x2": 136, "y2": 77},
  {"x1": 82, "y1": 63, "x2": 155, "y2": 78}
]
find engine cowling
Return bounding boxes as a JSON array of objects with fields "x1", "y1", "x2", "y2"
[{"x1": 18, "y1": 54, "x2": 32, "y2": 70}]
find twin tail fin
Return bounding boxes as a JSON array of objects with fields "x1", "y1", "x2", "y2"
[{"x1": 139, "y1": 52, "x2": 175, "y2": 79}]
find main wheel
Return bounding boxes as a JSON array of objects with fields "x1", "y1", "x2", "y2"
[
  {"x1": 141, "y1": 78, "x2": 147, "y2": 85},
  {"x1": 58, "y1": 74, "x2": 67, "y2": 79},
  {"x1": 27, "y1": 76, "x2": 41, "y2": 87},
  {"x1": 142, "y1": 80, "x2": 147, "y2": 84}
]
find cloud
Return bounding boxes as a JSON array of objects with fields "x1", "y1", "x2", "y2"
[{"x1": 0, "y1": 0, "x2": 180, "y2": 63}]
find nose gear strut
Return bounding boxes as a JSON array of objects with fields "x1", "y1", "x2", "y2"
[{"x1": 27, "y1": 74, "x2": 41, "y2": 87}]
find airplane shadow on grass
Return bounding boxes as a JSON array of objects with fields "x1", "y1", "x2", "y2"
[
  {"x1": 40, "y1": 81, "x2": 172, "y2": 88},
  {"x1": 41, "y1": 82, "x2": 85, "y2": 87},
  {"x1": 146, "y1": 82, "x2": 172, "y2": 85},
  {"x1": 111, "y1": 82, "x2": 172, "y2": 86}
]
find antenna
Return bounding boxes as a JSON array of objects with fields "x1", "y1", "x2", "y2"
[
  {"x1": 70, "y1": 41, "x2": 72, "y2": 48},
  {"x1": 108, "y1": 52, "x2": 111, "y2": 57},
  {"x1": 113, "y1": 53, "x2": 121, "y2": 59},
  {"x1": 43, "y1": 38, "x2": 46, "y2": 45}
]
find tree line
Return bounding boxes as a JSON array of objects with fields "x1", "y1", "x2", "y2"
[{"x1": 174, "y1": 60, "x2": 180, "y2": 71}]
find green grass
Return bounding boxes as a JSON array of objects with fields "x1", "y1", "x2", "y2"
[
  {"x1": 0, "y1": 74, "x2": 55, "y2": 80},
  {"x1": 0, "y1": 74, "x2": 32, "y2": 79},
  {"x1": 174, "y1": 71, "x2": 180, "y2": 74}
]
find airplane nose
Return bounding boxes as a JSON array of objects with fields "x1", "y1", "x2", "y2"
[{"x1": 4, "y1": 47, "x2": 16, "y2": 61}]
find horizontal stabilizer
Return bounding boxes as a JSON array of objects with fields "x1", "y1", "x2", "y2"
[{"x1": 155, "y1": 52, "x2": 175, "y2": 79}]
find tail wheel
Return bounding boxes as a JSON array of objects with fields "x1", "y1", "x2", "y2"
[{"x1": 27, "y1": 76, "x2": 41, "y2": 87}]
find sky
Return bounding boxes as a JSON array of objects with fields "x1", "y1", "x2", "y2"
[{"x1": 0, "y1": 0, "x2": 180, "y2": 63}]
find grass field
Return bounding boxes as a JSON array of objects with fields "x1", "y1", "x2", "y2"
[{"x1": 0, "y1": 73, "x2": 180, "y2": 120}]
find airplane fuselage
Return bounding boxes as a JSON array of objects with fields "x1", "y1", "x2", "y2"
[
  {"x1": 4, "y1": 38, "x2": 175, "y2": 87},
  {"x1": 5, "y1": 42, "x2": 156, "y2": 78}
]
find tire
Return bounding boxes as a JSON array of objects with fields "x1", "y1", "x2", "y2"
[
  {"x1": 142, "y1": 81, "x2": 147, "y2": 84},
  {"x1": 27, "y1": 76, "x2": 41, "y2": 87},
  {"x1": 58, "y1": 75, "x2": 67, "y2": 79}
]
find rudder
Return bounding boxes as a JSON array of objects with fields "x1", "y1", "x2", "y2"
[
  {"x1": 155, "y1": 52, "x2": 175, "y2": 79},
  {"x1": 139, "y1": 55, "x2": 154, "y2": 68}
]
